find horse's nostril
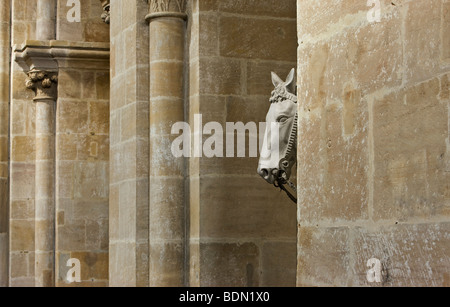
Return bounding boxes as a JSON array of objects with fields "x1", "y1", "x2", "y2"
[{"x1": 260, "y1": 169, "x2": 269, "y2": 178}]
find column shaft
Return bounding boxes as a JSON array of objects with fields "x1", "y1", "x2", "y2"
[
  {"x1": 36, "y1": 0, "x2": 56, "y2": 40},
  {"x1": 149, "y1": 15, "x2": 186, "y2": 286},
  {"x1": 34, "y1": 99, "x2": 55, "y2": 287}
]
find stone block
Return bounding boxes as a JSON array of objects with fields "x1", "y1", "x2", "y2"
[
  {"x1": 58, "y1": 70, "x2": 82, "y2": 99},
  {"x1": 110, "y1": 141, "x2": 137, "y2": 183},
  {"x1": 149, "y1": 242, "x2": 184, "y2": 287},
  {"x1": 297, "y1": 0, "x2": 368, "y2": 40},
  {"x1": 198, "y1": 176, "x2": 297, "y2": 239},
  {"x1": 149, "y1": 18, "x2": 185, "y2": 62},
  {"x1": 149, "y1": 177, "x2": 185, "y2": 241},
  {"x1": 57, "y1": 99, "x2": 89, "y2": 134},
  {"x1": 150, "y1": 98, "x2": 185, "y2": 136},
  {"x1": 219, "y1": 16, "x2": 297, "y2": 61},
  {"x1": 149, "y1": 134, "x2": 184, "y2": 178},
  {"x1": 89, "y1": 101, "x2": 109, "y2": 135},
  {"x1": 96, "y1": 71, "x2": 110, "y2": 100},
  {"x1": 120, "y1": 103, "x2": 136, "y2": 142},
  {"x1": 10, "y1": 163, "x2": 34, "y2": 200},
  {"x1": 261, "y1": 241, "x2": 297, "y2": 287},
  {"x1": 198, "y1": 12, "x2": 219, "y2": 57},
  {"x1": 73, "y1": 161, "x2": 108, "y2": 200},
  {"x1": 247, "y1": 62, "x2": 297, "y2": 97},
  {"x1": 373, "y1": 77, "x2": 449, "y2": 221},
  {"x1": 10, "y1": 252, "x2": 32, "y2": 279},
  {"x1": 150, "y1": 61, "x2": 184, "y2": 98},
  {"x1": 0, "y1": 101, "x2": 8, "y2": 136},
  {"x1": 352, "y1": 223, "x2": 450, "y2": 287},
  {"x1": 443, "y1": 1, "x2": 450, "y2": 62},
  {"x1": 84, "y1": 20, "x2": 110, "y2": 43},
  {"x1": 199, "y1": 242, "x2": 260, "y2": 287},
  {"x1": 0, "y1": 136, "x2": 7, "y2": 162},
  {"x1": 57, "y1": 220, "x2": 86, "y2": 251},
  {"x1": 219, "y1": 0, "x2": 297, "y2": 18},
  {"x1": 81, "y1": 71, "x2": 96, "y2": 99},
  {"x1": 10, "y1": 220, "x2": 34, "y2": 252},
  {"x1": 404, "y1": 0, "x2": 445, "y2": 84},
  {"x1": 0, "y1": 234, "x2": 8, "y2": 286},
  {"x1": 78, "y1": 134, "x2": 110, "y2": 161},
  {"x1": 297, "y1": 227, "x2": 351, "y2": 287},
  {"x1": 199, "y1": 57, "x2": 242, "y2": 95},
  {"x1": 109, "y1": 242, "x2": 137, "y2": 287}
]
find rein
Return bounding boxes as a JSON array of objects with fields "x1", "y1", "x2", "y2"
[{"x1": 274, "y1": 174, "x2": 297, "y2": 204}]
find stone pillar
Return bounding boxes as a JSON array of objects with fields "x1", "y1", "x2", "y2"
[
  {"x1": 146, "y1": 0, "x2": 187, "y2": 287},
  {"x1": 26, "y1": 70, "x2": 58, "y2": 287},
  {"x1": 109, "y1": 0, "x2": 150, "y2": 287},
  {"x1": 36, "y1": 0, "x2": 56, "y2": 40}
]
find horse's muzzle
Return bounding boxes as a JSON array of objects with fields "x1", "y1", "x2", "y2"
[{"x1": 257, "y1": 167, "x2": 278, "y2": 184}]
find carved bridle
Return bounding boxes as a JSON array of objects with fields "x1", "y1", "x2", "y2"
[{"x1": 270, "y1": 88, "x2": 298, "y2": 204}]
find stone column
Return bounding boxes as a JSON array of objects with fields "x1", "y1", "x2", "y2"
[
  {"x1": 146, "y1": 0, "x2": 187, "y2": 287},
  {"x1": 26, "y1": 70, "x2": 58, "y2": 287},
  {"x1": 36, "y1": 0, "x2": 56, "y2": 40},
  {"x1": 26, "y1": 1, "x2": 57, "y2": 287}
]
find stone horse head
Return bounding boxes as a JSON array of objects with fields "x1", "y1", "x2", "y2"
[{"x1": 257, "y1": 68, "x2": 297, "y2": 200}]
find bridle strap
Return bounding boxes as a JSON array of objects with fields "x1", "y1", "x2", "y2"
[
  {"x1": 282, "y1": 111, "x2": 298, "y2": 162},
  {"x1": 269, "y1": 89, "x2": 299, "y2": 205}
]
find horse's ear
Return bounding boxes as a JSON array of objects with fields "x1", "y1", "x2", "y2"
[
  {"x1": 285, "y1": 68, "x2": 296, "y2": 93},
  {"x1": 271, "y1": 72, "x2": 283, "y2": 87}
]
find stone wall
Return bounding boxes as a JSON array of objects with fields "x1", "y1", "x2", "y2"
[
  {"x1": 54, "y1": 42, "x2": 110, "y2": 287},
  {"x1": 297, "y1": 0, "x2": 450, "y2": 286},
  {"x1": 107, "y1": 0, "x2": 299, "y2": 287},
  {"x1": 57, "y1": 0, "x2": 109, "y2": 42},
  {"x1": 8, "y1": 0, "x2": 110, "y2": 286},
  {"x1": 0, "y1": 0, "x2": 10, "y2": 288},
  {"x1": 9, "y1": 0, "x2": 38, "y2": 287},
  {"x1": 188, "y1": 0, "x2": 298, "y2": 287},
  {"x1": 3, "y1": 0, "x2": 448, "y2": 288}
]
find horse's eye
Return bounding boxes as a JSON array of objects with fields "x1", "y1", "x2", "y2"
[{"x1": 277, "y1": 116, "x2": 288, "y2": 123}]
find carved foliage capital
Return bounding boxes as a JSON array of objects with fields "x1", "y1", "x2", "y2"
[
  {"x1": 149, "y1": 0, "x2": 187, "y2": 14},
  {"x1": 100, "y1": 0, "x2": 110, "y2": 24},
  {"x1": 25, "y1": 70, "x2": 58, "y2": 101}
]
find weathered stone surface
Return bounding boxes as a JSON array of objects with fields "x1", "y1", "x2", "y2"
[
  {"x1": 57, "y1": 0, "x2": 109, "y2": 43},
  {"x1": 5, "y1": 0, "x2": 448, "y2": 289},
  {"x1": 198, "y1": 242, "x2": 260, "y2": 287},
  {"x1": 297, "y1": 227, "x2": 351, "y2": 287},
  {"x1": 109, "y1": 0, "x2": 150, "y2": 287},
  {"x1": 149, "y1": 242, "x2": 184, "y2": 287},
  {"x1": 190, "y1": 0, "x2": 298, "y2": 288},
  {"x1": 353, "y1": 223, "x2": 450, "y2": 287},
  {"x1": 198, "y1": 177, "x2": 296, "y2": 239},
  {"x1": 373, "y1": 77, "x2": 449, "y2": 221},
  {"x1": 297, "y1": 0, "x2": 450, "y2": 287},
  {"x1": 404, "y1": 0, "x2": 447, "y2": 84},
  {"x1": 219, "y1": 17, "x2": 297, "y2": 61},
  {"x1": 261, "y1": 241, "x2": 297, "y2": 287}
]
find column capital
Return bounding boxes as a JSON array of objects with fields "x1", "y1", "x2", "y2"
[
  {"x1": 14, "y1": 42, "x2": 59, "y2": 102},
  {"x1": 14, "y1": 41, "x2": 110, "y2": 101},
  {"x1": 146, "y1": 0, "x2": 187, "y2": 22},
  {"x1": 25, "y1": 69, "x2": 58, "y2": 101},
  {"x1": 100, "y1": 0, "x2": 110, "y2": 24}
]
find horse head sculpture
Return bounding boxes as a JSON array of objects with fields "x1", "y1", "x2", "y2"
[{"x1": 257, "y1": 68, "x2": 298, "y2": 203}]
